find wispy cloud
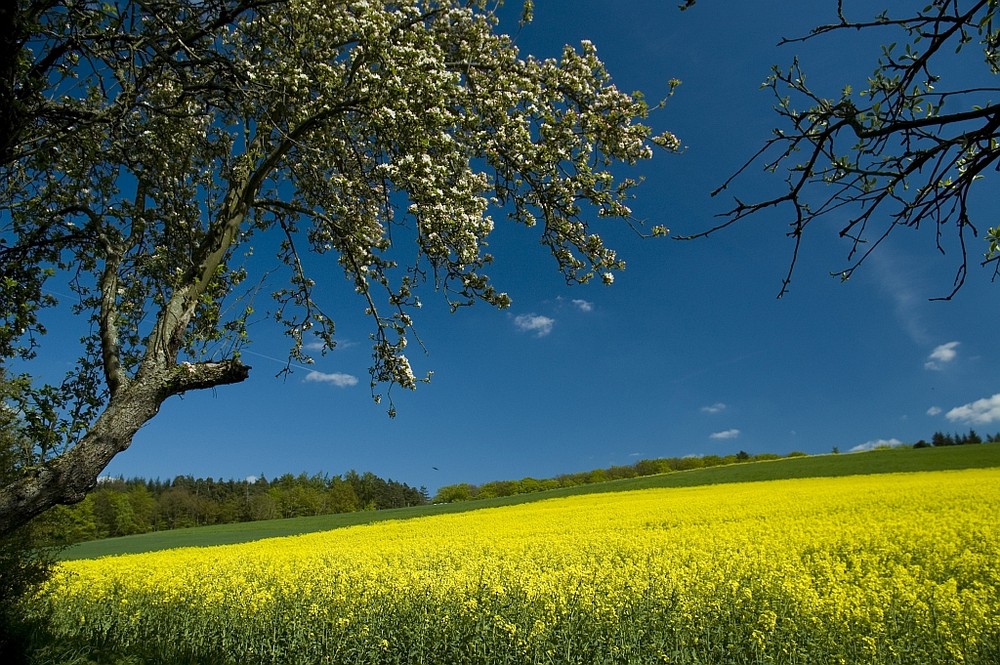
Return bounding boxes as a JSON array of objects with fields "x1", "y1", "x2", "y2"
[
  {"x1": 571, "y1": 299, "x2": 594, "y2": 313},
  {"x1": 946, "y1": 393, "x2": 1000, "y2": 425},
  {"x1": 304, "y1": 371, "x2": 359, "y2": 387},
  {"x1": 870, "y1": 250, "x2": 931, "y2": 346},
  {"x1": 305, "y1": 338, "x2": 359, "y2": 352},
  {"x1": 849, "y1": 438, "x2": 906, "y2": 452},
  {"x1": 926, "y1": 406, "x2": 942, "y2": 416},
  {"x1": 925, "y1": 341, "x2": 960, "y2": 370},
  {"x1": 514, "y1": 314, "x2": 555, "y2": 337},
  {"x1": 710, "y1": 428, "x2": 740, "y2": 440},
  {"x1": 701, "y1": 402, "x2": 727, "y2": 414}
]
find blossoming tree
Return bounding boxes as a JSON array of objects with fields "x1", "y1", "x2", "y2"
[{"x1": 0, "y1": 0, "x2": 675, "y2": 535}]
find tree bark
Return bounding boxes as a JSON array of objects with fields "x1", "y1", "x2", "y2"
[{"x1": 0, "y1": 359, "x2": 249, "y2": 537}]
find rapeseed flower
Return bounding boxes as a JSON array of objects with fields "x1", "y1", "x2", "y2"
[{"x1": 33, "y1": 469, "x2": 1000, "y2": 664}]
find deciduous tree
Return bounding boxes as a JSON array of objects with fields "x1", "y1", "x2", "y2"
[{"x1": 0, "y1": 0, "x2": 673, "y2": 536}]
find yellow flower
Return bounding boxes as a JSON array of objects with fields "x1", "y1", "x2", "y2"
[{"x1": 36, "y1": 469, "x2": 1000, "y2": 664}]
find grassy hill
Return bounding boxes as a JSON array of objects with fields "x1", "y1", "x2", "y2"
[{"x1": 61, "y1": 443, "x2": 1000, "y2": 560}]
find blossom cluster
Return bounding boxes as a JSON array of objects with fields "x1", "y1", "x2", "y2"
[{"x1": 227, "y1": 0, "x2": 671, "y2": 395}]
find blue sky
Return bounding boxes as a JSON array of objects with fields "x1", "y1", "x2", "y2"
[{"x1": 95, "y1": 1, "x2": 999, "y2": 491}]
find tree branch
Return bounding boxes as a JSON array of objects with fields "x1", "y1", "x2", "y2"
[
  {"x1": 0, "y1": 358, "x2": 250, "y2": 534},
  {"x1": 98, "y1": 252, "x2": 128, "y2": 397},
  {"x1": 683, "y1": 0, "x2": 1000, "y2": 298},
  {"x1": 847, "y1": 104, "x2": 1000, "y2": 140}
]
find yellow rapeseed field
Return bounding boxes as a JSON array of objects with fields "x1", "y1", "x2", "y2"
[{"x1": 35, "y1": 469, "x2": 1000, "y2": 664}]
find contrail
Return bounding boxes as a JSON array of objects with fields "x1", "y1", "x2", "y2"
[{"x1": 242, "y1": 350, "x2": 315, "y2": 373}]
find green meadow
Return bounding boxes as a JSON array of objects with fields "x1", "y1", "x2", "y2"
[{"x1": 62, "y1": 443, "x2": 1000, "y2": 560}]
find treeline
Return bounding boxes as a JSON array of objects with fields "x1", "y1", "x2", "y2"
[
  {"x1": 918, "y1": 429, "x2": 1000, "y2": 447},
  {"x1": 433, "y1": 430, "x2": 1000, "y2": 504},
  {"x1": 35, "y1": 471, "x2": 428, "y2": 547},
  {"x1": 431, "y1": 450, "x2": 807, "y2": 503},
  {"x1": 35, "y1": 429, "x2": 999, "y2": 542}
]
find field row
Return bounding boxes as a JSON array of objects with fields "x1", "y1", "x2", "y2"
[{"x1": 34, "y1": 470, "x2": 1000, "y2": 664}]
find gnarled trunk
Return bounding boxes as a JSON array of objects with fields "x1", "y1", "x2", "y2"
[{"x1": 0, "y1": 359, "x2": 249, "y2": 537}]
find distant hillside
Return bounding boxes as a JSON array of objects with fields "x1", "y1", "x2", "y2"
[{"x1": 61, "y1": 443, "x2": 1000, "y2": 561}]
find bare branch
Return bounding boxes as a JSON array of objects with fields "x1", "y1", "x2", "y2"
[{"x1": 690, "y1": 1, "x2": 1000, "y2": 298}]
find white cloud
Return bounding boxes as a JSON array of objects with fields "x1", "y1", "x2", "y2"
[
  {"x1": 709, "y1": 428, "x2": 740, "y2": 440},
  {"x1": 926, "y1": 406, "x2": 942, "y2": 416},
  {"x1": 304, "y1": 371, "x2": 359, "y2": 387},
  {"x1": 305, "y1": 338, "x2": 359, "y2": 352},
  {"x1": 924, "y1": 341, "x2": 960, "y2": 370},
  {"x1": 946, "y1": 393, "x2": 1000, "y2": 425},
  {"x1": 514, "y1": 314, "x2": 555, "y2": 337},
  {"x1": 571, "y1": 299, "x2": 594, "y2": 313},
  {"x1": 849, "y1": 438, "x2": 906, "y2": 452},
  {"x1": 701, "y1": 402, "x2": 727, "y2": 414}
]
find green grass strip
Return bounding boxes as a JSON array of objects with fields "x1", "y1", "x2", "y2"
[{"x1": 61, "y1": 443, "x2": 1000, "y2": 560}]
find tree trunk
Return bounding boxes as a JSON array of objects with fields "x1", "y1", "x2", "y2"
[{"x1": 0, "y1": 359, "x2": 249, "y2": 537}]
